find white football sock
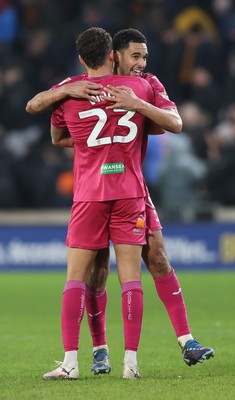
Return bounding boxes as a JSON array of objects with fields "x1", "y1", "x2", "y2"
[
  {"x1": 124, "y1": 350, "x2": 137, "y2": 364},
  {"x1": 178, "y1": 334, "x2": 194, "y2": 349},
  {"x1": 93, "y1": 344, "x2": 109, "y2": 353},
  {"x1": 63, "y1": 350, "x2": 78, "y2": 365}
]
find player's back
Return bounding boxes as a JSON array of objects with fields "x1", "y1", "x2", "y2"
[{"x1": 56, "y1": 74, "x2": 154, "y2": 202}]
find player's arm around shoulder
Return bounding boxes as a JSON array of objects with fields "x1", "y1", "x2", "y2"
[
  {"x1": 141, "y1": 72, "x2": 182, "y2": 133},
  {"x1": 132, "y1": 95, "x2": 182, "y2": 134},
  {"x1": 26, "y1": 86, "x2": 69, "y2": 115},
  {"x1": 106, "y1": 82, "x2": 182, "y2": 133},
  {"x1": 102, "y1": 84, "x2": 142, "y2": 111},
  {"x1": 26, "y1": 77, "x2": 103, "y2": 115},
  {"x1": 101, "y1": 77, "x2": 156, "y2": 112}
]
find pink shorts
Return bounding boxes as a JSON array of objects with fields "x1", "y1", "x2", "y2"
[
  {"x1": 145, "y1": 193, "x2": 162, "y2": 235},
  {"x1": 66, "y1": 198, "x2": 146, "y2": 249}
]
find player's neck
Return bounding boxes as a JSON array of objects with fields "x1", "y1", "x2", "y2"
[
  {"x1": 87, "y1": 60, "x2": 114, "y2": 77},
  {"x1": 87, "y1": 67, "x2": 113, "y2": 78}
]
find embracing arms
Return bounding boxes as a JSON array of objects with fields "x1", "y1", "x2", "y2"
[
  {"x1": 103, "y1": 85, "x2": 182, "y2": 134},
  {"x1": 26, "y1": 81, "x2": 103, "y2": 114},
  {"x1": 26, "y1": 79, "x2": 182, "y2": 147}
]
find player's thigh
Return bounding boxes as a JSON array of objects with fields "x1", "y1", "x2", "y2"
[
  {"x1": 66, "y1": 201, "x2": 110, "y2": 249},
  {"x1": 109, "y1": 197, "x2": 146, "y2": 246}
]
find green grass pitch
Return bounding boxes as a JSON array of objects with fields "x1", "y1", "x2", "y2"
[{"x1": 0, "y1": 271, "x2": 235, "y2": 400}]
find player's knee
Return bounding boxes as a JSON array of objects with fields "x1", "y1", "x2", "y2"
[
  {"x1": 147, "y1": 247, "x2": 171, "y2": 277},
  {"x1": 86, "y1": 265, "x2": 109, "y2": 291}
]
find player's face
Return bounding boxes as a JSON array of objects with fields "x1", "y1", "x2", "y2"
[{"x1": 115, "y1": 42, "x2": 148, "y2": 77}]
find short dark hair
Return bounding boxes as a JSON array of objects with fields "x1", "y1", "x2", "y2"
[
  {"x1": 113, "y1": 28, "x2": 147, "y2": 51},
  {"x1": 76, "y1": 27, "x2": 112, "y2": 69}
]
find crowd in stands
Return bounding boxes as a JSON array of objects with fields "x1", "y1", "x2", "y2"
[{"x1": 1, "y1": 0, "x2": 235, "y2": 221}]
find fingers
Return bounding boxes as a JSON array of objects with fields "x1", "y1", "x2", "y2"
[
  {"x1": 83, "y1": 82, "x2": 104, "y2": 98},
  {"x1": 86, "y1": 82, "x2": 103, "y2": 89},
  {"x1": 105, "y1": 84, "x2": 116, "y2": 91},
  {"x1": 101, "y1": 94, "x2": 115, "y2": 103},
  {"x1": 105, "y1": 105, "x2": 117, "y2": 110},
  {"x1": 82, "y1": 83, "x2": 104, "y2": 101},
  {"x1": 86, "y1": 89, "x2": 103, "y2": 98},
  {"x1": 85, "y1": 94, "x2": 98, "y2": 101},
  {"x1": 104, "y1": 85, "x2": 126, "y2": 95},
  {"x1": 106, "y1": 84, "x2": 129, "y2": 91}
]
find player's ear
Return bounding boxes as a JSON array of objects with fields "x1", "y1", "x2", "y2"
[
  {"x1": 79, "y1": 55, "x2": 85, "y2": 66},
  {"x1": 109, "y1": 49, "x2": 114, "y2": 62},
  {"x1": 114, "y1": 50, "x2": 120, "y2": 64}
]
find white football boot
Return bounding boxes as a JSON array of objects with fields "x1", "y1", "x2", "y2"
[
  {"x1": 123, "y1": 360, "x2": 141, "y2": 379},
  {"x1": 43, "y1": 360, "x2": 79, "y2": 380}
]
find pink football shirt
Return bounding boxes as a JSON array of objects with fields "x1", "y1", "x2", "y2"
[
  {"x1": 141, "y1": 72, "x2": 177, "y2": 163},
  {"x1": 51, "y1": 74, "x2": 154, "y2": 201}
]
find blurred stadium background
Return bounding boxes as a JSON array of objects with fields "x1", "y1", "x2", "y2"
[{"x1": 0, "y1": 0, "x2": 235, "y2": 272}]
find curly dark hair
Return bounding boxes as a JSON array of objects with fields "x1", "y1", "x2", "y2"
[
  {"x1": 75, "y1": 27, "x2": 113, "y2": 69},
  {"x1": 113, "y1": 28, "x2": 147, "y2": 51}
]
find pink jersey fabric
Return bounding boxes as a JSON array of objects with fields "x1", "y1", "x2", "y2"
[
  {"x1": 51, "y1": 74, "x2": 154, "y2": 202},
  {"x1": 141, "y1": 72, "x2": 176, "y2": 109},
  {"x1": 51, "y1": 71, "x2": 177, "y2": 235},
  {"x1": 66, "y1": 197, "x2": 146, "y2": 249},
  {"x1": 140, "y1": 72, "x2": 176, "y2": 233},
  {"x1": 145, "y1": 188, "x2": 162, "y2": 233},
  {"x1": 140, "y1": 71, "x2": 176, "y2": 163}
]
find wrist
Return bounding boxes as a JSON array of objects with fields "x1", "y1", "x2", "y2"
[
  {"x1": 132, "y1": 98, "x2": 144, "y2": 112},
  {"x1": 134, "y1": 99, "x2": 149, "y2": 113},
  {"x1": 58, "y1": 85, "x2": 69, "y2": 99}
]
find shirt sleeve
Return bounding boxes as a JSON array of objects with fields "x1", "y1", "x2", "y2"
[
  {"x1": 51, "y1": 103, "x2": 67, "y2": 128},
  {"x1": 142, "y1": 72, "x2": 176, "y2": 109}
]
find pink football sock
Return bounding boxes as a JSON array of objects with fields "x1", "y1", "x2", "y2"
[
  {"x1": 122, "y1": 281, "x2": 143, "y2": 351},
  {"x1": 85, "y1": 285, "x2": 107, "y2": 347},
  {"x1": 61, "y1": 280, "x2": 85, "y2": 351},
  {"x1": 154, "y1": 268, "x2": 190, "y2": 337}
]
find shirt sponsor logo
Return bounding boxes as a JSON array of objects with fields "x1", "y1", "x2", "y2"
[
  {"x1": 133, "y1": 228, "x2": 144, "y2": 235},
  {"x1": 101, "y1": 162, "x2": 125, "y2": 174}
]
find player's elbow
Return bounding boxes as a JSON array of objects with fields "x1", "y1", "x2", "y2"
[
  {"x1": 26, "y1": 100, "x2": 39, "y2": 115},
  {"x1": 25, "y1": 101, "x2": 34, "y2": 114},
  {"x1": 173, "y1": 121, "x2": 183, "y2": 134},
  {"x1": 51, "y1": 136, "x2": 59, "y2": 146},
  {"x1": 170, "y1": 117, "x2": 183, "y2": 134},
  {"x1": 26, "y1": 98, "x2": 44, "y2": 115}
]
